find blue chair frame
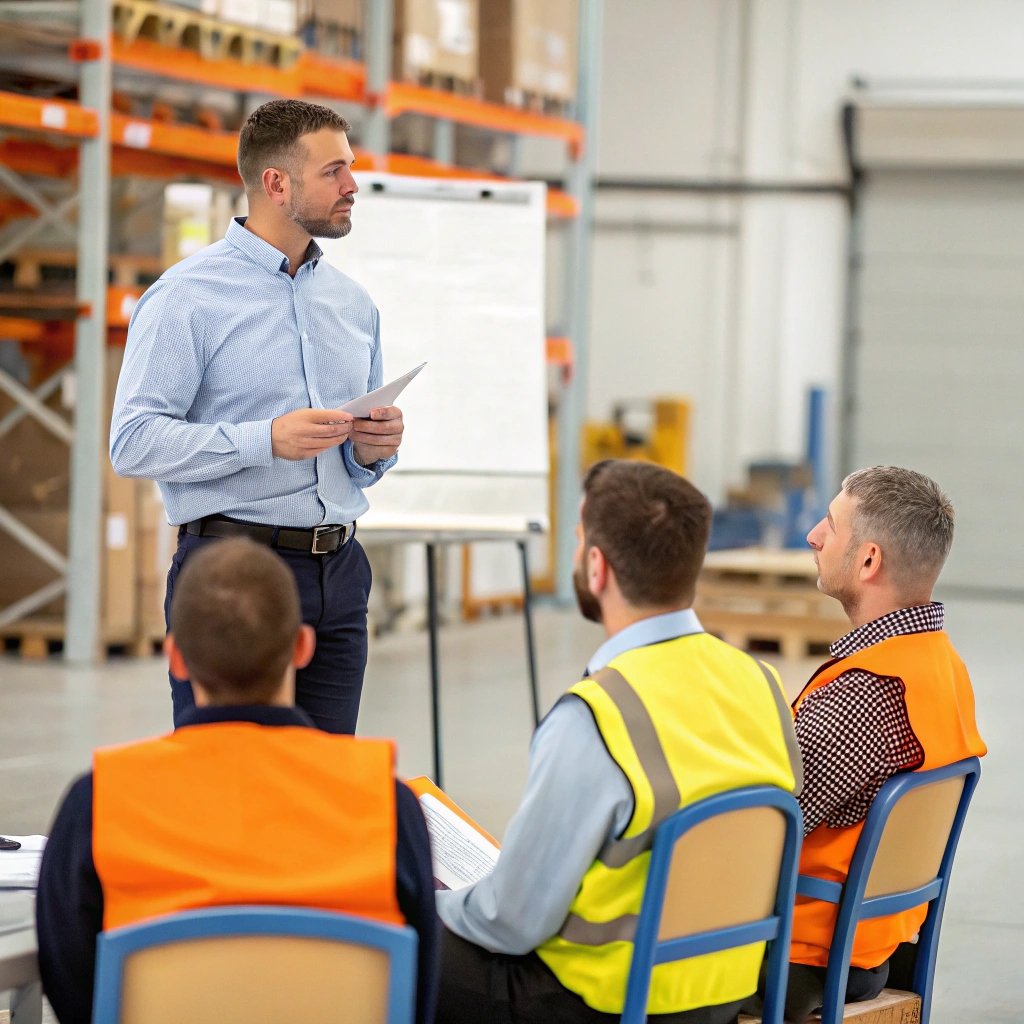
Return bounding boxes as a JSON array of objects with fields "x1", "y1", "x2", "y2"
[
  {"x1": 621, "y1": 786, "x2": 803, "y2": 1024},
  {"x1": 93, "y1": 905, "x2": 418, "y2": 1024},
  {"x1": 796, "y1": 756, "x2": 982, "y2": 1024}
]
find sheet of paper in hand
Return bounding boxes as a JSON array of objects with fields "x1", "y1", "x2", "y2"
[{"x1": 339, "y1": 362, "x2": 427, "y2": 418}]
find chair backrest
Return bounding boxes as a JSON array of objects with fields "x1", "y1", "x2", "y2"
[
  {"x1": 801, "y1": 756, "x2": 981, "y2": 1024},
  {"x1": 621, "y1": 785, "x2": 803, "y2": 1024},
  {"x1": 92, "y1": 906, "x2": 418, "y2": 1024}
]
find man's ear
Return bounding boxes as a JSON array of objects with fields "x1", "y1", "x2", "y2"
[
  {"x1": 588, "y1": 545, "x2": 609, "y2": 594},
  {"x1": 293, "y1": 624, "x2": 316, "y2": 670},
  {"x1": 858, "y1": 542, "x2": 883, "y2": 583},
  {"x1": 262, "y1": 167, "x2": 289, "y2": 205},
  {"x1": 164, "y1": 633, "x2": 189, "y2": 681}
]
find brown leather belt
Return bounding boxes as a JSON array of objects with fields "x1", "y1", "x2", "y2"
[{"x1": 183, "y1": 515, "x2": 355, "y2": 555}]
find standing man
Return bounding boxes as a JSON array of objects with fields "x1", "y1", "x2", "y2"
[
  {"x1": 435, "y1": 460, "x2": 802, "y2": 1024},
  {"x1": 111, "y1": 99, "x2": 403, "y2": 733},
  {"x1": 781, "y1": 466, "x2": 987, "y2": 1021}
]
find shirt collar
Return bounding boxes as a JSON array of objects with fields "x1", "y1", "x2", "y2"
[
  {"x1": 829, "y1": 601, "x2": 945, "y2": 659},
  {"x1": 175, "y1": 704, "x2": 316, "y2": 730},
  {"x1": 587, "y1": 608, "x2": 703, "y2": 675},
  {"x1": 225, "y1": 217, "x2": 323, "y2": 275}
]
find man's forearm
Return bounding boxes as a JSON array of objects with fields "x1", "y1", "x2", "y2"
[{"x1": 110, "y1": 414, "x2": 273, "y2": 483}]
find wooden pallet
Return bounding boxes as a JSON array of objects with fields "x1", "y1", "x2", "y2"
[
  {"x1": 741, "y1": 988, "x2": 921, "y2": 1023},
  {"x1": 112, "y1": 0, "x2": 300, "y2": 68},
  {"x1": 10, "y1": 248, "x2": 164, "y2": 290},
  {"x1": 696, "y1": 547, "x2": 847, "y2": 659},
  {"x1": 0, "y1": 617, "x2": 161, "y2": 660}
]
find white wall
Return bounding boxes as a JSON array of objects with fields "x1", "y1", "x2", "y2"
[{"x1": 585, "y1": 0, "x2": 1024, "y2": 500}]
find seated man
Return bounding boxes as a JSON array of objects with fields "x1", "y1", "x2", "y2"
[
  {"x1": 436, "y1": 459, "x2": 802, "y2": 1024},
  {"x1": 37, "y1": 538, "x2": 439, "y2": 1024},
  {"x1": 785, "y1": 466, "x2": 987, "y2": 1021}
]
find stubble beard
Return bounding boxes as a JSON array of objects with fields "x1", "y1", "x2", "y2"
[
  {"x1": 817, "y1": 545, "x2": 861, "y2": 622},
  {"x1": 288, "y1": 186, "x2": 352, "y2": 239},
  {"x1": 572, "y1": 563, "x2": 602, "y2": 625}
]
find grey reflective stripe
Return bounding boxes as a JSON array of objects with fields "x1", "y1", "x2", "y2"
[
  {"x1": 559, "y1": 912, "x2": 639, "y2": 946},
  {"x1": 589, "y1": 667, "x2": 681, "y2": 870},
  {"x1": 754, "y1": 658, "x2": 804, "y2": 796}
]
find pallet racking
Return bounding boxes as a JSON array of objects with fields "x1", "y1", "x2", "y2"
[{"x1": 0, "y1": 0, "x2": 602, "y2": 660}]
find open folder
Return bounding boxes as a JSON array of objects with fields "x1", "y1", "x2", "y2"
[{"x1": 406, "y1": 777, "x2": 499, "y2": 891}]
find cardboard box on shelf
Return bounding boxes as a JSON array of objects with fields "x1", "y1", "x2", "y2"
[
  {"x1": 298, "y1": 0, "x2": 361, "y2": 57},
  {"x1": 479, "y1": 0, "x2": 577, "y2": 107},
  {"x1": 394, "y1": 0, "x2": 479, "y2": 85}
]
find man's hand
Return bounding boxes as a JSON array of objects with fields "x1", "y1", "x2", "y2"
[
  {"x1": 271, "y1": 408, "x2": 354, "y2": 460},
  {"x1": 351, "y1": 406, "x2": 404, "y2": 466}
]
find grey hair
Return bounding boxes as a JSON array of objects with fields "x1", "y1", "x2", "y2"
[{"x1": 842, "y1": 466, "x2": 955, "y2": 590}]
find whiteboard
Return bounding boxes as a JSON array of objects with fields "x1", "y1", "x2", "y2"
[{"x1": 318, "y1": 174, "x2": 549, "y2": 529}]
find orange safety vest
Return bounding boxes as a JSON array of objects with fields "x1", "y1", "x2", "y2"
[
  {"x1": 93, "y1": 722, "x2": 403, "y2": 931},
  {"x1": 790, "y1": 631, "x2": 986, "y2": 968}
]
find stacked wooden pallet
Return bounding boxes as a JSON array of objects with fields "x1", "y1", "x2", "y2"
[
  {"x1": 740, "y1": 988, "x2": 921, "y2": 1024},
  {"x1": 695, "y1": 547, "x2": 848, "y2": 659}
]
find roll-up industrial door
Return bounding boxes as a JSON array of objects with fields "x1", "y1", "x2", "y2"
[{"x1": 845, "y1": 102, "x2": 1024, "y2": 593}]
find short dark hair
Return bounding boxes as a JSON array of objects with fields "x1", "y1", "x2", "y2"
[
  {"x1": 237, "y1": 99, "x2": 352, "y2": 191},
  {"x1": 581, "y1": 460, "x2": 712, "y2": 607},
  {"x1": 169, "y1": 538, "x2": 302, "y2": 704}
]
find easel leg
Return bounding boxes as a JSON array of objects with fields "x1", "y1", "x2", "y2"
[
  {"x1": 518, "y1": 540, "x2": 541, "y2": 726},
  {"x1": 426, "y1": 542, "x2": 443, "y2": 787}
]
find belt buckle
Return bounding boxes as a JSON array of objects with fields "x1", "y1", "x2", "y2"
[{"x1": 311, "y1": 525, "x2": 339, "y2": 555}]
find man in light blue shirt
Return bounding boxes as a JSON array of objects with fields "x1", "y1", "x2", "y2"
[
  {"x1": 110, "y1": 99, "x2": 404, "y2": 734},
  {"x1": 436, "y1": 460, "x2": 800, "y2": 1024}
]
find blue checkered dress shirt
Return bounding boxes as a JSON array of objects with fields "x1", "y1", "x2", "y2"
[{"x1": 110, "y1": 217, "x2": 396, "y2": 527}]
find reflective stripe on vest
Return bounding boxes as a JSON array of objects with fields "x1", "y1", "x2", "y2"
[
  {"x1": 791, "y1": 630, "x2": 986, "y2": 969},
  {"x1": 93, "y1": 723, "x2": 403, "y2": 931},
  {"x1": 536, "y1": 632, "x2": 798, "y2": 1015}
]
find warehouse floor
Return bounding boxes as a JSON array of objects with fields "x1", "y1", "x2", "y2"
[{"x1": 1, "y1": 597, "x2": 1019, "y2": 1023}]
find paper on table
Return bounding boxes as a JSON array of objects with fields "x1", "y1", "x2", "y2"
[
  {"x1": 0, "y1": 835, "x2": 46, "y2": 889},
  {"x1": 339, "y1": 361, "x2": 427, "y2": 418},
  {"x1": 419, "y1": 794, "x2": 499, "y2": 891}
]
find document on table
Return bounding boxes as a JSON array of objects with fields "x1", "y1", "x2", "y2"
[
  {"x1": 339, "y1": 361, "x2": 427, "y2": 418},
  {"x1": 0, "y1": 835, "x2": 46, "y2": 889}
]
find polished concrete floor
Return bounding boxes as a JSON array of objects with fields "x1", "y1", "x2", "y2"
[{"x1": 0, "y1": 596, "x2": 1020, "y2": 1022}]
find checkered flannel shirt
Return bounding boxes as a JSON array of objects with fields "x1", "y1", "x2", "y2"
[{"x1": 794, "y1": 603, "x2": 943, "y2": 836}]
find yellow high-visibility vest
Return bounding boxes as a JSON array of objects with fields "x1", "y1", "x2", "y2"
[{"x1": 537, "y1": 632, "x2": 798, "y2": 1014}]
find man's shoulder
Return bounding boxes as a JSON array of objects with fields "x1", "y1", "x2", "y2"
[
  {"x1": 314, "y1": 260, "x2": 375, "y2": 305},
  {"x1": 160, "y1": 237, "x2": 242, "y2": 282}
]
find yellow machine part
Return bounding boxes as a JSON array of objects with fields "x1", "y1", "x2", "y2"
[{"x1": 582, "y1": 398, "x2": 690, "y2": 476}]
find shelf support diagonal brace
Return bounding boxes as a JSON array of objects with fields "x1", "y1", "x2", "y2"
[{"x1": 0, "y1": 166, "x2": 79, "y2": 260}]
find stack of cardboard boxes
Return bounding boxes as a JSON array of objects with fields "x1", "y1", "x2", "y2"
[
  {"x1": 298, "y1": 0, "x2": 577, "y2": 108},
  {"x1": 0, "y1": 349, "x2": 176, "y2": 655}
]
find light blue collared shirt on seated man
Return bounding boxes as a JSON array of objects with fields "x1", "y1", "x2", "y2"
[
  {"x1": 436, "y1": 609, "x2": 704, "y2": 955},
  {"x1": 110, "y1": 217, "x2": 397, "y2": 527}
]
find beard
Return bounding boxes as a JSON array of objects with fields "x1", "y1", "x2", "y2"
[
  {"x1": 573, "y1": 562, "x2": 602, "y2": 624},
  {"x1": 288, "y1": 188, "x2": 353, "y2": 239},
  {"x1": 817, "y1": 545, "x2": 860, "y2": 619}
]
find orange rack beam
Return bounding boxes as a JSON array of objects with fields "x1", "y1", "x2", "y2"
[
  {"x1": 545, "y1": 336, "x2": 574, "y2": 367},
  {"x1": 383, "y1": 82, "x2": 584, "y2": 149},
  {"x1": 0, "y1": 92, "x2": 98, "y2": 139},
  {"x1": 111, "y1": 38, "x2": 365, "y2": 103}
]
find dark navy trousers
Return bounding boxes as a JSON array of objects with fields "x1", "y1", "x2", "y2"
[{"x1": 164, "y1": 529, "x2": 372, "y2": 734}]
